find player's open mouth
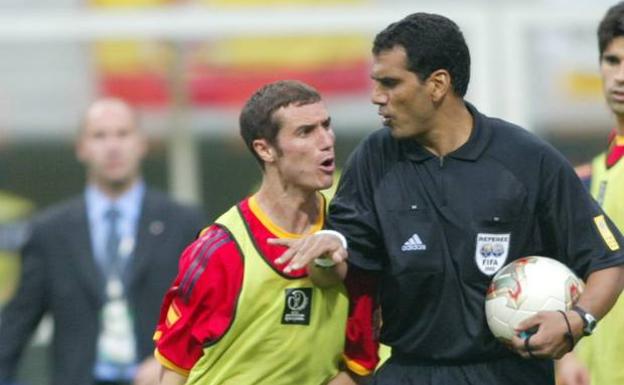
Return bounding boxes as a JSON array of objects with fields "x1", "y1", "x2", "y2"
[{"x1": 320, "y1": 158, "x2": 335, "y2": 173}]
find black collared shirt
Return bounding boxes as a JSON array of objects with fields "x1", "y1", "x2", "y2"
[{"x1": 328, "y1": 103, "x2": 624, "y2": 367}]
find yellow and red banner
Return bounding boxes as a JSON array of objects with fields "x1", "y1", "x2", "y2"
[
  {"x1": 188, "y1": 35, "x2": 370, "y2": 106},
  {"x1": 92, "y1": 0, "x2": 370, "y2": 107},
  {"x1": 94, "y1": 40, "x2": 173, "y2": 107}
]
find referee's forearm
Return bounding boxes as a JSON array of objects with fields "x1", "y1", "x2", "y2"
[{"x1": 576, "y1": 264, "x2": 624, "y2": 321}]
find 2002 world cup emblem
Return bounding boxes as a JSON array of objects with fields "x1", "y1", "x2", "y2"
[{"x1": 282, "y1": 288, "x2": 312, "y2": 325}]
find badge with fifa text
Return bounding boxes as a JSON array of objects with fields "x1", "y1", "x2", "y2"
[{"x1": 475, "y1": 233, "x2": 510, "y2": 275}]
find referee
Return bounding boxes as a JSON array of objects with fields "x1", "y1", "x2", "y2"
[{"x1": 278, "y1": 12, "x2": 624, "y2": 385}]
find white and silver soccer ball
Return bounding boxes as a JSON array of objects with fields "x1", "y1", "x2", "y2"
[{"x1": 485, "y1": 256, "x2": 584, "y2": 342}]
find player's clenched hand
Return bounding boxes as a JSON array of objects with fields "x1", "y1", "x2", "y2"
[
  {"x1": 270, "y1": 232, "x2": 347, "y2": 273},
  {"x1": 510, "y1": 311, "x2": 577, "y2": 360}
]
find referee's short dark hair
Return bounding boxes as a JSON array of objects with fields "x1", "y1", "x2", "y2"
[
  {"x1": 239, "y1": 80, "x2": 321, "y2": 169},
  {"x1": 373, "y1": 12, "x2": 471, "y2": 97},
  {"x1": 598, "y1": 2, "x2": 624, "y2": 59}
]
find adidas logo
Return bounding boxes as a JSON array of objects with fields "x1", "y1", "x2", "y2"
[{"x1": 401, "y1": 233, "x2": 427, "y2": 251}]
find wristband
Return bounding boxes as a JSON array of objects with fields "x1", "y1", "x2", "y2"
[
  {"x1": 313, "y1": 257, "x2": 337, "y2": 268},
  {"x1": 314, "y1": 229, "x2": 348, "y2": 249},
  {"x1": 557, "y1": 310, "x2": 575, "y2": 352},
  {"x1": 313, "y1": 230, "x2": 347, "y2": 268}
]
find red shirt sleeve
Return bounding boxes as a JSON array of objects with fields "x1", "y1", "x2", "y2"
[
  {"x1": 154, "y1": 225, "x2": 243, "y2": 375},
  {"x1": 343, "y1": 265, "x2": 381, "y2": 376}
]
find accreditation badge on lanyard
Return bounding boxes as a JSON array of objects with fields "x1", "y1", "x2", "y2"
[{"x1": 97, "y1": 236, "x2": 137, "y2": 368}]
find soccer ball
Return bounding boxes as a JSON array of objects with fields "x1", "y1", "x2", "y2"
[{"x1": 485, "y1": 256, "x2": 584, "y2": 342}]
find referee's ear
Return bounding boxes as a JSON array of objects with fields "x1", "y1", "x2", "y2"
[{"x1": 427, "y1": 69, "x2": 452, "y2": 103}]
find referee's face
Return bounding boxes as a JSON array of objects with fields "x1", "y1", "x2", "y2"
[
  {"x1": 371, "y1": 46, "x2": 436, "y2": 140},
  {"x1": 270, "y1": 101, "x2": 335, "y2": 192},
  {"x1": 77, "y1": 99, "x2": 147, "y2": 192}
]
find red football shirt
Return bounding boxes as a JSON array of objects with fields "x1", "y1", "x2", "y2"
[{"x1": 154, "y1": 196, "x2": 315, "y2": 374}]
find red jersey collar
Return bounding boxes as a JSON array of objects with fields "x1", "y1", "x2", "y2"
[{"x1": 606, "y1": 129, "x2": 624, "y2": 169}]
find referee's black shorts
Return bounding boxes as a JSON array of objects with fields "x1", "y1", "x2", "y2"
[{"x1": 373, "y1": 354, "x2": 554, "y2": 385}]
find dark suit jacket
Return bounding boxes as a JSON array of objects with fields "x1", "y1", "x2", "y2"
[{"x1": 0, "y1": 189, "x2": 205, "y2": 385}]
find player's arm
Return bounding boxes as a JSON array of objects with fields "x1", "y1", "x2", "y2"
[
  {"x1": 159, "y1": 366, "x2": 187, "y2": 385},
  {"x1": 327, "y1": 370, "x2": 372, "y2": 385},
  {"x1": 327, "y1": 371, "x2": 356, "y2": 385},
  {"x1": 341, "y1": 266, "x2": 380, "y2": 380},
  {"x1": 154, "y1": 226, "x2": 242, "y2": 377},
  {"x1": 555, "y1": 352, "x2": 590, "y2": 385},
  {"x1": 133, "y1": 356, "x2": 161, "y2": 385}
]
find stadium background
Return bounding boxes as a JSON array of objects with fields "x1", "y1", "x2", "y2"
[{"x1": 0, "y1": 0, "x2": 617, "y2": 383}]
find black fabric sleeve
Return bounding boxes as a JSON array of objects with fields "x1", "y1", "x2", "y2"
[
  {"x1": 0, "y1": 221, "x2": 48, "y2": 382},
  {"x1": 328, "y1": 140, "x2": 386, "y2": 271},
  {"x1": 537, "y1": 149, "x2": 624, "y2": 280}
]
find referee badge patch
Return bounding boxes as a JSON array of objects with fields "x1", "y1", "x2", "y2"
[
  {"x1": 282, "y1": 288, "x2": 312, "y2": 325},
  {"x1": 475, "y1": 233, "x2": 510, "y2": 275}
]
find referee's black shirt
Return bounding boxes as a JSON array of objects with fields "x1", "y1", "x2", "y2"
[{"x1": 328, "y1": 103, "x2": 624, "y2": 364}]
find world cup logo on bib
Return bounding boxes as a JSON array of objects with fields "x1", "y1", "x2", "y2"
[{"x1": 282, "y1": 288, "x2": 312, "y2": 325}]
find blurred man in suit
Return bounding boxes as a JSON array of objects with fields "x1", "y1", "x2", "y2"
[{"x1": 0, "y1": 98, "x2": 205, "y2": 385}]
